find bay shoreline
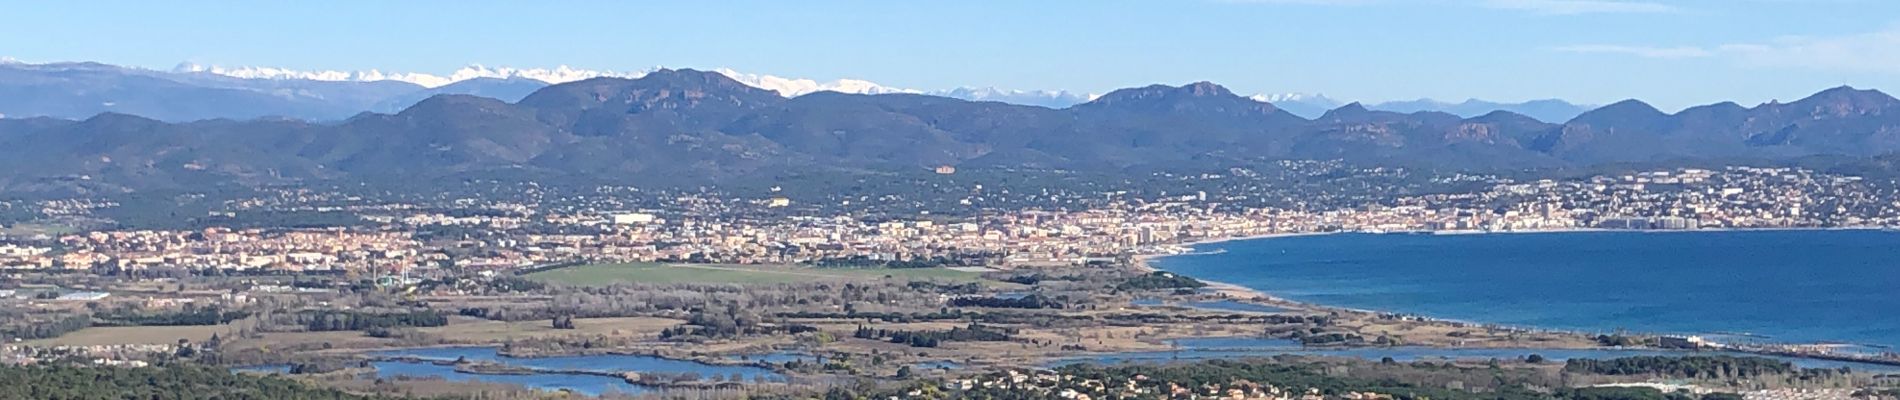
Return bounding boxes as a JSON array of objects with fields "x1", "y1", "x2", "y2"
[
  {"x1": 1129, "y1": 227, "x2": 1900, "y2": 360},
  {"x1": 1139, "y1": 226, "x2": 1893, "y2": 304}
]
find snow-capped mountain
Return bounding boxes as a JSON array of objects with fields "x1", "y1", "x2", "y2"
[
  {"x1": 0, "y1": 59, "x2": 1113, "y2": 121},
  {"x1": 5, "y1": 59, "x2": 1588, "y2": 122},
  {"x1": 1250, "y1": 93, "x2": 1344, "y2": 119},
  {"x1": 172, "y1": 63, "x2": 1109, "y2": 105},
  {"x1": 176, "y1": 62, "x2": 929, "y2": 98},
  {"x1": 1248, "y1": 92, "x2": 1333, "y2": 104},
  {"x1": 174, "y1": 63, "x2": 651, "y2": 88},
  {"x1": 932, "y1": 87, "x2": 1095, "y2": 108},
  {"x1": 709, "y1": 68, "x2": 920, "y2": 97}
]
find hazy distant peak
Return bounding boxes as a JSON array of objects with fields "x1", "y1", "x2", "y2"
[
  {"x1": 168, "y1": 62, "x2": 1096, "y2": 107},
  {"x1": 928, "y1": 87, "x2": 1094, "y2": 108},
  {"x1": 1789, "y1": 85, "x2": 1897, "y2": 109},
  {"x1": 7, "y1": 58, "x2": 1593, "y2": 122},
  {"x1": 1468, "y1": 109, "x2": 1537, "y2": 122},
  {"x1": 708, "y1": 68, "x2": 919, "y2": 97},
  {"x1": 175, "y1": 61, "x2": 913, "y2": 96},
  {"x1": 1593, "y1": 99, "x2": 1665, "y2": 115},
  {"x1": 173, "y1": 62, "x2": 652, "y2": 88},
  {"x1": 1317, "y1": 102, "x2": 1376, "y2": 121},
  {"x1": 1250, "y1": 92, "x2": 1336, "y2": 104}
]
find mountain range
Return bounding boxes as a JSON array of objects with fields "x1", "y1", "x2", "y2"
[
  {"x1": 1252, "y1": 94, "x2": 1592, "y2": 123},
  {"x1": 0, "y1": 60, "x2": 1095, "y2": 122},
  {"x1": 1, "y1": 60, "x2": 1579, "y2": 122},
  {"x1": 0, "y1": 67, "x2": 1897, "y2": 194}
]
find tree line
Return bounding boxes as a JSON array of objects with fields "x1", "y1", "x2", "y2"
[
  {"x1": 1563, "y1": 355, "x2": 1812, "y2": 379},
  {"x1": 1116, "y1": 271, "x2": 1208, "y2": 291},
  {"x1": 948, "y1": 294, "x2": 1064, "y2": 309},
  {"x1": 296, "y1": 310, "x2": 449, "y2": 332},
  {"x1": 0, "y1": 364, "x2": 411, "y2": 400},
  {"x1": 853, "y1": 324, "x2": 1015, "y2": 348},
  {"x1": 95, "y1": 306, "x2": 250, "y2": 327},
  {"x1": 2, "y1": 314, "x2": 90, "y2": 340}
]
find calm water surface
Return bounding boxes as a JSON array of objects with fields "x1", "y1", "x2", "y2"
[
  {"x1": 1054, "y1": 337, "x2": 1900, "y2": 372},
  {"x1": 366, "y1": 347, "x2": 781, "y2": 396},
  {"x1": 1151, "y1": 230, "x2": 1900, "y2": 348}
]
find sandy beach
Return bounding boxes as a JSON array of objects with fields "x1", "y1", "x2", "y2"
[
  {"x1": 1132, "y1": 254, "x2": 1275, "y2": 300},
  {"x1": 1131, "y1": 231, "x2": 1346, "y2": 301},
  {"x1": 1127, "y1": 227, "x2": 1900, "y2": 355},
  {"x1": 1127, "y1": 228, "x2": 1657, "y2": 349}
]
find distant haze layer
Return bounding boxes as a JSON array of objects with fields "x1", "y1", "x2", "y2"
[{"x1": 1, "y1": 60, "x2": 1585, "y2": 122}]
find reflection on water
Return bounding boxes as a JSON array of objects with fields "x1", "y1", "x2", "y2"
[
  {"x1": 366, "y1": 347, "x2": 784, "y2": 396},
  {"x1": 915, "y1": 360, "x2": 964, "y2": 370},
  {"x1": 371, "y1": 361, "x2": 649, "y2": 396}
]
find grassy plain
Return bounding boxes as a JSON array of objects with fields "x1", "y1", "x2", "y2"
[
  {"x1": 23, "y1": 324, "x2": 231, "y2": 347},
  {"x1": 417, "y1": 316, "x2": 681, "y2": 343},
  {"x1": 0, "y1": 223, "x2": 78, "y2": 236},
  {"x1": 525, "y1": 262, "x2": 981, "y2": 286}
]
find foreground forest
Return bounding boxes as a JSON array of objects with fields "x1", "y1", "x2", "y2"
[
  {"x1": 0, "y1": 364, "x2": 400, "y2": 400},
  {"x1": 9, "y1": 354, "x2": 1892, "y2": 400}
]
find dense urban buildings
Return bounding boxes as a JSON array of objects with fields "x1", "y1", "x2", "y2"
[{"x1": 7, "y1": 166, "x2": 1894, "y2": 275}]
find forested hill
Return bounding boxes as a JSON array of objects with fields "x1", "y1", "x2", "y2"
[
  {"x1": 0, "y1": 364, "x2": 408, "y2": 399},
  {"x1": 5, "y1": 68, "x2": 1900, "y2": 194}
]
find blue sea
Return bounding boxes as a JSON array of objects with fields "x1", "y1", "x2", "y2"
[
  {"x1": 1150, "y1": 230, "x2": 1900, "y2": 349},
  {"x1": 1052, "y1": 337, "x2": 1900, "y2": 372}
]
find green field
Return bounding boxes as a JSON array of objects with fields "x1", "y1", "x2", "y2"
[
  {"x1": 0, "y1": 223, "x2": 80, "y2": 236},
  {"x1": 524, "y1": 262, "x2": 984, "y2": 286},
  {"x1": 23, "y1": 325, "x2": 232, "y2": 347}
]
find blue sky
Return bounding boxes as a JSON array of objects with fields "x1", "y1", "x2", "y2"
[{"x1": 2, "y1": 0, "x2": 1897, "y2": 110}]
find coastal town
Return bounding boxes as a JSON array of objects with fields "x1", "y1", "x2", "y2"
[
  {"x1": 15, "y1": 1, "x2": 1900, "y2": 398},
  {"x1": 6, "y1": 166, "x2": 1896, "y2": 273},
  {"x1": 1, "y1": 164, "x2": 1898, "y2": 399}
]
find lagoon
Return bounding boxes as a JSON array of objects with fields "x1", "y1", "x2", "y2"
[{"x1": 366, "y1": 347, "x2": 782, "y2": 396}]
